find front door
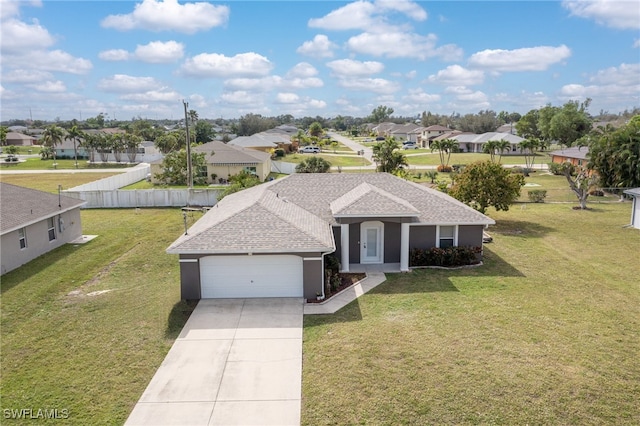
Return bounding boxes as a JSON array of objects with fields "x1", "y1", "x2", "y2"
[{"x1": 361, "y1": 221, "x2": 383, "y2": 263}]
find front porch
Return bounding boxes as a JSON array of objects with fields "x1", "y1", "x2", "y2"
[{"x1": 347, "y1": 263, "x2": 402, "y2": 273}]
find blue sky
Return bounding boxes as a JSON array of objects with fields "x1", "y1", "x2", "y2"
[{"x1": 1, "y1": 0, "x2": 638, "y2": 122}]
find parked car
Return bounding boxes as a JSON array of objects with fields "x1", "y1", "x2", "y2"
[
  {"x1": 4, "y1": 154, "x2": 19, "y2": 162},
  {"x1": 299, "y1": 146, "x2": 320, "y2": 154},
  {"x1": 402, "y1": 143, "x2": 418, "y2": 150}
]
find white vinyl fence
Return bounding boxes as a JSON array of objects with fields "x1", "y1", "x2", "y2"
[
  {"x1": 271, "y1": 161, "x2": 297, "y2": 174},
  {"x1": 69, "y1": 164, "x2": 150, "y2": 191}
]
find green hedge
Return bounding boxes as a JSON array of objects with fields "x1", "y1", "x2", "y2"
[{"x1": 410, "y1": 246, "x2": 482, "y2": 267}]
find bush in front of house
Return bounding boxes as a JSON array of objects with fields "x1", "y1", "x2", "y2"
[
  {"x1": 528, "y1": 189, "x2": 547, "y2": 203},
  {"x1": 548, "y1": 162, "x2": 564, "y2": 175},
  {"x1": 409, "y1": 246, "x2": 482, "y2": 267}
]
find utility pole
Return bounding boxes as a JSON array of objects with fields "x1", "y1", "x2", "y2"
[{"x1": 183, "y1": 100, "x2": 193, "y2": 189}]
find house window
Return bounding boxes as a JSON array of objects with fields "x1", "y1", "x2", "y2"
[
  {"x1": 198, "y1": 165, "x2": 208, "y2": 178},
  {"x1": 244, "y1": 166, "x2": 257, "y2": 175},
  {"x1": 47, "y1": 217, "x2": 56, "y2": 241},
  {"x1": 18, "y1": 228, "x2": 27, "y2": 249},
  {"x1": 439, "y1": 226, "x2": 455, "y2": 248}
]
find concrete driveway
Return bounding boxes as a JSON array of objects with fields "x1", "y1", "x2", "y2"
[{"x1": 125, "y1": 298, "x2": 303, "y2": 426}]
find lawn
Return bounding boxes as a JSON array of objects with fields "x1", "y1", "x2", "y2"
[
  {"x1": 406, "y1": 152, "x2": 552, "y2": 167},
  {"x1": 0, "y1": 157, "x2": 135, "y2": 170},
  {"x1": 0, "y1": 208, "x2": 199, "y2": 424},
  {"x1": 285, "y1": 153, "x2": 371, "y2": 167},
  {"x1": 302, "y1": 202, "x2": 640, "y2": 425},
  {"x1": 0, "y1": 173, "x2": 119, "y2": 193}
]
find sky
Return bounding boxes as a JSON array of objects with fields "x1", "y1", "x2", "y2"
[{"x1": 1, "y1": 0, "x2": 639, "y2": 122}]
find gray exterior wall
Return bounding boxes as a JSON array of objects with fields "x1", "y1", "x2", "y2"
[
  {"x1": 1, "y1": 208, "x2": 83, "y2": 275},
  {"x1": 409, "y1": 225, "x2": 436, "y2": 249},
  {"x1": 349, "y1": 223, "x2": 360, "y2": 264},
  {"x1": 332, "y1": 226, "x2": 341, "y2": 260},
  {"x1": 384, "y1": 222, "x2": 401, "y2": 263},
  {"x1": 303, "y1": 258, "x2": 323, "y2": 299},
  {"x1": 458, "y1": 225, "x2": 484, "y2": 247}
]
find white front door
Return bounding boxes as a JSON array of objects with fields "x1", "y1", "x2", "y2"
[{"x1": 361, "y1": 221, "x2": 383, "y2": 264}]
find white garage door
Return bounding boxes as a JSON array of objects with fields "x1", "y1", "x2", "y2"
[{"x1": 200, "y1": 255, "x2": 303, "y2": 298}]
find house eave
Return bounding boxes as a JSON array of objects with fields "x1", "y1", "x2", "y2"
[
  {"x1": 0, "y1": 202, "x2": 87, "y2": 236},
  {"x1": 167, "y1": 245, "x2": 335, "y2": 256}
]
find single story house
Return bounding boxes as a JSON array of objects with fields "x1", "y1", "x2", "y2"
[
  {"x1": 5, "y1": 132, "x2": 37, "y2": 146},
  {"x1": 150, "y1": 140, "x2": 272, "y2": 184},
  {"x1": 450, "y1": 132, "x2": 524, "y2": 153},
  {"x1": 228, "y1": 132, "x2": 292, "y2": 153},
  {"x1": 1, "y1": 183, "x2": 86, "y2": 275},
  {"x1": 167, "y1": 173, "x2": 495, "y2": 300},
  {"x1": 623, "y1": 188, "x2": 640, "y2": 229},
  {"x1": 550, "y1": 146, "x2": 589, "y2": 167}
]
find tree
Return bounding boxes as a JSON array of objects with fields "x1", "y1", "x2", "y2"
[
  {"x1": 194, "y1": 120, "x2": 215, "y2": 144},
  {"x1": 65, "y1": 125, "x2": 84, "y2": 168},
  {"x1": 483, "y1": 140, "x2": 500, "y2": 162},
  {"x1": 154, "y1": 131, "x2": 182, "y2": 154},
  {"x1": 430, "y1": 138, "x2": 456, "y2": 168},
  {"x1": 369, "y1": 105, "x2": 394, "y2": 123},
  {"x1": 0, "y1": 126, "x2": 8, "y2": 145},
  {"x1": 587, "y1": 115, "x2": 640, "y2": 191},
  {"x1": 235, "y1": 113, "x2": 277, "y2": 136},
  {"x1": 518, "y1": 138, "x2": 540, "y2": 174},
  {"x1": 458, "y1": 110, "x2": 500, "y2": 133},
  {"x1": 188, "y1": 109, "x2": 198, "y2": 125},
  {"x1": 449, "y1": 160, "x2": 525, "y2": 214},
  {"x1": 548, "y1": 100, "x2": 592, "y2": 148},
  {"x1": 308, "y1": 122, "x2": 324, "y2": 138},
  {"x1": 295, "y1": 156, "x2": 331, "y2": 173},
  {"x1": 154, "y1": 149, "x2": 208, "y2": 186},
  {"x1": 80, "y1": 132, "x2": 99, "y2": 162},
  {"x1": 561, "y1": 163, "x2": 597, "y2": 209},
  {"x1": 124, "y1": 133, "x2": 143, "y2": 163},
  {"x1": 515, "y1": 109, "x2": 542, "y2": 139},
  {"x1": 130, "y1": 119, "x2": 162, "y2": 141},
  {"x1": 42, "y1": 125, "x2": 65, "y2": 166},
  {"x1": 218, "y1": 170, "x2": 261, "y2": 200},
  {"x1": 372, "y1": 138, "x2": 407, "y2": 173}
]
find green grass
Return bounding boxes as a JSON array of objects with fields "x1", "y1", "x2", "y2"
[
  {"x1": 406, "y1": 152, "x2": 552, "y2": 166},
  {"x1": 0, "y1": 173, "x2": 119, "y2": 193},
  {"x1": 285, "y1": 153, "x2": 371, "y2": 167},
  {"x1": 302, "y1": 203, "x2": 640, "y2": 425},
  {"x1": 0, "y1": 157, "x2": 135, "y2": 170},
  {"x1": 0, "y1": 208, "x2": 200, "y2": 424}
]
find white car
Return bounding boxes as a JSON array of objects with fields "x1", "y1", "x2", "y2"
[
  {"x1": 299, "y1": 146, "x2": 320, "y2": 153},
  {"x1": 402, "y1": 143, "x2": 418, "y2": 150}
]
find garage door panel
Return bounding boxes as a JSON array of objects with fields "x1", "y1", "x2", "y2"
[{"x1": 200, "y1": 255, "x2": 303, "y2": 298}]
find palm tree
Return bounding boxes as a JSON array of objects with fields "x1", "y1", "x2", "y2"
[
  {"x1": 430, "y1": 138, "x2": 456, "y2": 169},
  {"x1": 42, "y1": 125, "x2": 64, "y2": 168},
  {"x1": 65, "y1": 125, "x2": 84, "y2": 168},
  {"x1": 495, "y1": 139, "x2": 512, "y2": 163},
  {"x1": 188, "y1": 109, "x2": 198, "y2": 125},
  {"x1": 124, "y1": 134, "x2": 143, "y2": 163},
  {"x1": 482, "y1": 140, "x2": 500, "y2": 162},
  {"x1": 518, "y1": 138, "x2": 540, "y2": 175}
]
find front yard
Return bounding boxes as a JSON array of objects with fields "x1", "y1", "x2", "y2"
[{"x1": 1, "y1": 183, "x2": 638, "y2": 424}]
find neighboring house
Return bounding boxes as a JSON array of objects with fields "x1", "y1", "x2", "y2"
[
  {"x1": 167, "y1": 173, "x2": 495, "y2": 300},
  {"x1": 228, "y1": 132, "x2": 292, "y2": 153},
  {"x1": 450, "y1": 132, "x2": 524, "y2": 153},
  {"x1": 389, "y1": 123, "x2": 421, "y2": 142},
  {"x1": 623, "y1": 188, "x2": 640, "y2": 229},
  {"x1": 150, "y1": 140, "x2": 272, "y2": 184},
  {"x1": 55, "y1": 136, "x2": 161, "y2": 163},
  {"x1": 5, "y1": 132, "x2": 36, "y2": 146},
  {"x1": 419, "y1": 125, "x2": 454, "y2": 148},
  {"x1": 0, "y1": 183, "x2": 86, "y2": 275},
  {"x1": 496, "y1": 123, "x2": 518, "y2": 134},
  {"x1": 550, "y1": 146, "x2": 589, "y2": 167}
]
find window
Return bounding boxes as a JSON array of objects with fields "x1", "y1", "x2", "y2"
[
  {"x1": 47, "y1": 217, "x2": 56, "y2": 241},
  {"x1": 439, "y1": 226, "x2": 455, "y2": 248},
  {"x1": 244, "y1": 166, "x2": 257, "y2": 175},
  {"x1": 18, "y1": 228, "x2": 27, "y2": 249},
  {"x1": 198, "y1": 165, "x2": 208, "y2": 178}
]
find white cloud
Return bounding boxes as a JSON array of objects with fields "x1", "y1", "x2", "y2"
[
  {"x1": 283, "y1": 78, "x2": 324, "y2": 90},
  {"x1": 0, "y1": 18, "x2": 55, "y2": 53},
  {"x1": 121, "y1": 88, "x2": 181, "y2": 102},
  {"x1": 337, "y1": 77, "x2": 401, "y2": 94},
  {"x1": 97, "y1": 75, "x2": 161, "y2": 93},
  {"x1": 563, "y1": 0, "x2": 640, "y2": 30},
  {"x1": 403, "y1": 88, "x2": 441, "y2": 103},
  {"x1": 224, "y1": 77, "x2": 281, "y2": 92},
  {"x1": 28, "y1": 80, "x2": 66, "y2": 93},
  {"x1": 101, "y1": 0, "x2": 229, "y2": 34},
  {"x1": 296, "y1": 35, "x2": 337, "y2": 58},
  {"x1": 347, "y1": 32, "x2": 463, "y2": 61},
  {"x1": 589, "y1": 62, "x2": 640, "y2": 86},
  {"x1": 188, "y1": 94, "x2": 207, "y2": 108},
  {"x1": 286, "y1": 62, "x2": 319, "y2": 78},
  {"x1": 220, "y1": 91, "x2": 260, "y2": 105},
  {"x1": 468, "y1": 45, "x2": 571, "y2": 71},
  {"x1": 428, "y1": 65, "x2": 485, "y2": 86},
  {"x1": 633, "y1": 38, "x2": 640, "y2": 48},
  {"x1": 276, "y1": 93, "x2": 300, "y2": 104},
  {"x1": 134, "y1": 40, "x2": 184, "y2": 63},
  {"x1": 10, "y1": 50, "x2": 92, "y2": 74},
  {"x1": 326, "y1": 59, "x2": 385, "y2": 77},
  {"x1": 308, "y1": 0, "x2": 426, "y2": 31},
  {"x1": 559, "y1": 63, "x2": 640, "y2": 106},
  {"x1": 2, "y1": 69, "x2": 54, "y2": 83},
  {"x1": 180, "y1": 52, "x2": 273, "y2": 78},
  {"x1": 376, "y1": 0, "x2": 427, "y2": 21},
  {"x1": 99, "y1": 49, "x2": 131, "y2": 61}
]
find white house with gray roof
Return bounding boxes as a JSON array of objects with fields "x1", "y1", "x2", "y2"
[
  {"x1": 451, "y1": 132, "x2": 524, "y2": 153},
  {"x1": 1, "y1": 183, "x2": 86, "y2": 275},
  {"x1": 167, "y1": 173, "x2": 494, "y2": 300}
]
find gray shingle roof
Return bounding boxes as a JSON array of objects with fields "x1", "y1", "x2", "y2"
[
  {"x1": 167, "y1": 173, "x2": 494, "y2": 255},
  {"x1": 550, "y1": 146, "x2": 589, "y2": 160},
  {"x1": 0, "y1": 183, "x2": 86, "y2": 235},
  {"x1": 453, "y1": 132, "x2": 524, "y2": 144},
  {"x1": 194, "y1": 140, "x2": 271, "y2": 165}
]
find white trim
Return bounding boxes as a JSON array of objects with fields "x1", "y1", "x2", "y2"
[
  {"x1": 436, "y1": 224, "x2": 458, "y2": 248},
  {"x1": 400, "y1": 223, "x2": 410, "y2": 272},
  {"x1": 360, "y1": 221, "x2": 384, "y2": 264},
  {"x1": 341, "y1": 223, "x2": 350, "y2": 272},
  {"x1": 303, "y1": 257, "x2": 322, "y2": 261},
  {"x1": 179, "y1": 258, "x2": 198, "y2": 263}
]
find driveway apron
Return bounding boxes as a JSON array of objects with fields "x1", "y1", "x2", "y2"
[{"x1": 125, "y1": 298, "x2": 303, "y2": 426}]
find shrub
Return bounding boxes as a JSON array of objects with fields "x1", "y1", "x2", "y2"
[
  {"x1": 548, "y1": 162, "x2": 564, "y2": 175},
  {"x1": 409, "y1": 246, "x2": 482, "y2": 267},
  {"x1": 528, "y1": 189, "x2": 547, "y2": 203},
  {"x1": 324, "y1": 254, "x2": 340, "y2": 273},
  {"x1": 510, "y1": 166, "x2": 524, "y2": 174},
  {"x1": 589, "y1": 189, "x2": 604, "y2": 197},
  {"x1": 437, "y1": 165, "x2": 452, "y2": 172},
  {"x1": 274, "y1": 148, "x2": 285, "y2": 157}
]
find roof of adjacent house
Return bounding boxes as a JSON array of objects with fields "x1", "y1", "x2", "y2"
[
  {"x1": 194, "y1": 140, "x2": 271, "y2": 165},
  {"x1": 6, "y1": 132, "x2": 36, "y2": 141},
  {"x1": 452, "y1": 132, "x2": 524, "y2": 144},
  {"x1": 623, "y1": 188, "x2": 640, "y2": 197},
  {"x1": 167, "y1": 173, "x2": 494, "y2": 255},
  {"x1": 0, "y1": 183, "x2": 86, "y2": 235},
  {"x1": 228, "y1": 132, "x2": 291, "y2": 149},
  {"x1": 423, "y1": 125, "x2": 452, "y2": 132},
  {"x1": 550, "y1": 146, "x2": 590, "y2": 160}
]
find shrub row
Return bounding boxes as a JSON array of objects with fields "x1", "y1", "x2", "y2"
[
  {"x1": 410, "y1": 246, "x2": 482, "y2": 267},
  {"x1": 527, "y1": 189, "x2": 547, "y2": 203}
]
